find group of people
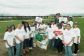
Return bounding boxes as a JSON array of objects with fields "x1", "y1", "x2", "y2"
[{"x1": 4, "y1": 13, "x2": 80, "y2": 56}]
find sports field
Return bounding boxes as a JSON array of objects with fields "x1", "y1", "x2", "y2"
[{"x1": 0, "y1": 17, "x2": 84, "y2": 56}]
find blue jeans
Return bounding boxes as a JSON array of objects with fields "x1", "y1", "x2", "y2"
[
  {"x1": 16, "y1": 42, "x2": 23, "y2": 56},
  {"x1": 8, "y1": 47, "x2": 14, "y2": 56},
  {"x1": 64, "y1": 46, "x2": 73, "y2": 56}
]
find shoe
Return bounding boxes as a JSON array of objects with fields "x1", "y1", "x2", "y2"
[
  {"x1": 29, "y1": 47, "x2": 33, "y2": 50},
  {"x1": 73, "y1": 53, "x2": 77, "y2": 56}
]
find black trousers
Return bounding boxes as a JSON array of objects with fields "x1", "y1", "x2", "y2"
[
  {"x1": 29, "y1": 38, "x2": 33, "y2": 47},
  {"x1": 74, "y1": 43, "x2": 79, "y2": 54},
  {"x1": 54, "y1": 38, "x2": 63, "y2": 53},
  {"x1": 13, "y1": 46, "x2": 16, "y2": 55},
  {"x1": 23, "y1": 39, "x2": 30, "y2": 49}
]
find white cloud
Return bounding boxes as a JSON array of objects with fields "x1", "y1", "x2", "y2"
[{"x1": 0, "y1": 0, "x2": 84, "y2": 16}]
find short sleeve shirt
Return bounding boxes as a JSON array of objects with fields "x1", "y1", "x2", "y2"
[{"x1": 4, "y1": 31, "x2": 15, "y2": 48}]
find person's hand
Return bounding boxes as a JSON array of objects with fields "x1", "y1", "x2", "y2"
[
  {"x1": 77, "y1": 41, "x2": 79, "y2": 44},
  {"x1": 13, "y1": 42, "x2": 16, "y2": 45},
  {"x1": 77, "y1": 39, "x2": 79, "y2": 44},
  {"x1": 64, "y1": 42, "x2": 67, "y2": 46},
  {"x1": 62, "y1": 41, "x2": 65, "y2": 45},
  {"x1": 7, "y1": 42, "x2": 11, "y2": 47},
  {"x1": 66, "y1": 42, "x2": 71, "y2": 46},
  {"x1": 62, "y1": 41, "x2": 68, "y2": 46},
  {"x1": 8, "y1": 44, "x2": 11, "y2": 47}
]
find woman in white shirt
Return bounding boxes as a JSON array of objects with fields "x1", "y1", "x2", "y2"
[
  {"x1": 62, "y1": 24, "x2": 75, "y2": 56},
  {"x1": 46, "y1": 23, "x2": 55, "y2": 48},
  {"x1": 4, "y1": 26, "x2": 15, "y2": 56},
  {"x1": 22, "y1": 22, "x2": 31, "y2": 56},
  {"x1": 73, "y1": 24, "x2": 80, "y2": 55},
  {"x1": 14, "y1": 24, "x2": 25, "y2": 56},
  {"x1": 29, "y1": 25, "x2": 36, "y2": 49}
]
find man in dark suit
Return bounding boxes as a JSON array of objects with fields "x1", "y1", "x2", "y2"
[{"x1": 55, "y1": 13, "x2": 61, "y2": 24}]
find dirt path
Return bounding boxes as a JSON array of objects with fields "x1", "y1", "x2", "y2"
[{"x1": 0, "y1": 40, "x2": 84, "y2": 56}]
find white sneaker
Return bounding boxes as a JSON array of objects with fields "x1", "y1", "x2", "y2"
[
  {"x1": 29, "y1": 47, "x2": 33, "y2": 50},
  {"x1": 73, "y1": 54, "x2": 77, "y2": 56}
]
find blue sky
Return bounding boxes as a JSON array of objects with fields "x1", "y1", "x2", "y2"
[{"x1": 0, "y1": 0, "x2": 84, "y2": 16}]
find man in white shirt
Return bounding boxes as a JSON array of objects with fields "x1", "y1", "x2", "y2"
[
  {"x1": 62, "y1": 24, "x2": 75, "y2": 56},
  {"x1": 55, "y1": 13, "x2": 68, "y2": 24},
  {"x1": 67, "y1": 17, "x2": 73, "y2": 28}
]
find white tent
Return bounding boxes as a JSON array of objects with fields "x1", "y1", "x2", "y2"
[{"x1": 0, "y1": 0, "x2": 84, "y2": 16}]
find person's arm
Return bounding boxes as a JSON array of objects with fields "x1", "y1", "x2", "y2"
[
  {"x1": 29, "y1": 31, "x2": 32, "y2": 38},
  {"x1": 62, "y1": 31, "x2": 65, "y2": 45},
  {"x1": 77, "y1": 36, "x2": 80, "y2": 44},
  {"x1": 3, "y1": 33, "x2": 11, "y2": 47},
  {"x1": 62, "y1": 35, "x2": 67, "y2": 46},
  {"x1": 77, "y1": 29, "x2": 80, "y2": 44},
  {"x1": 14, "y1": 30, "x2": 22, "y2": 42},
  {"x1": 4, "y1": 40, "x2": 11, "y2": 47},
  {"x1": 62, "y1": 39, "x2": 67, "y2": 46},
  {"x1": 67, "y1": 37, "x2": 75, "y2": 46},
  {"x1": 22, "y1": 30, "x2": 26, "y2": 41},
  {"x1": 15, "y1": 36, "x2": 22, "y2": 42},
  {"x1": 13, "y1": 38, "x2": 16, "y2": 45}
]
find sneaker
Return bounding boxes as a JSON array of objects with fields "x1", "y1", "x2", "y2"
[
  {"x1": 73, "y1": 54, "x2": 77, "y2": 56},
  {"x1": 29, "y1": 47, "x2": 33, "y2": 50}
]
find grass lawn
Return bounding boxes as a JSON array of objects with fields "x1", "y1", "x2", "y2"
[{"x1": 0, "y1": 17, "x2": 84, "y2": 56}]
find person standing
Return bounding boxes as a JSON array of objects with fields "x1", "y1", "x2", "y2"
[
  {"x1": 55, "y1": 13, "x2": 60, "y2": 24},
  {"x1": 11, "y1": 24, "x2": 16, "y2": 55},
  {"x1": 4, "y1": 26, "x2": 15, "y2": 56},
  {"x1": 29, "y1": 25, "x2": 36, "y2": 49},
  {"x1": 46, "y1": 23, "x2": 55, "y2": 48},
  {"x1": 53, "y1": 23, "x2": 63, "y2": 54},
  {"x1": 22, "y1": 22, "x2": 31, "y2": 56},
  {"x1": 73, "y1": 24, "x2": 80, "y2": 55},
  {"x1": 62, "y1": 24, "x2": 75, "y2": 56},
  {"x1": 67, "y1": 17, "x2": 73, "y2": 28},
  {"x1": 14, "y1": 24, "x2": 25, "y2": 56}
]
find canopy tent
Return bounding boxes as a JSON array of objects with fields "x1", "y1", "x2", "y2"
[{"x1": 0, "y1": 0, "x2": 84, "y2": 16}]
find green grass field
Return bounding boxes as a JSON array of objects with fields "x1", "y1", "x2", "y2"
[{"x1": 0, "y1": 17, "x2": 84, "y2": 56}]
